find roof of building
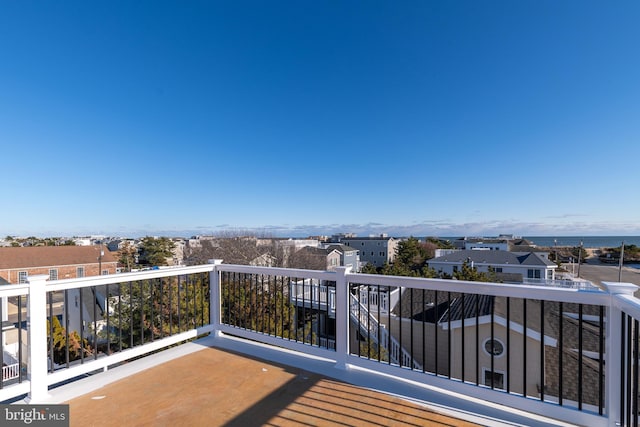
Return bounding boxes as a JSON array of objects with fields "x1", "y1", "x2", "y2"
[
  {"x1": 325, "y1": 244, "x2": 358, "y2": 253},
  {"x1": 427, "y1": 250, "x2": 555, "y2": 267},
  {"x1": 439, "y1": 294, "x2": 494, "y2": 323},
  {"x1": 0, "y1": 246, "x2": 117, "y2": 269},
  {"x1": 341, "y1": 236, "x2": 395, "y2": 241}
]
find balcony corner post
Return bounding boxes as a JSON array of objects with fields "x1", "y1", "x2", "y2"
[
  {"x1": 334, "y1": 266, "x2": 352, "y2": 370},
  {"x1": 208, "y1": 260, "x2": 223, "y2": 338},
  {"x1": 602, "y1": 281, "x2": 638, "y2": 426},
  {"x1": 25, "y1": 274, "x2": 50, "y2": 403}
]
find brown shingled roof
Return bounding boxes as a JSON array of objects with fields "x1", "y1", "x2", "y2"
[{"x1": 0, "y1": 246, "x2": 117, "y2": 269}]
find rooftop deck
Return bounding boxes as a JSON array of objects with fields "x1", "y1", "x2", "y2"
[
  {"x1": 43, "y1": 333, "x2": 572, "y2": 427},
  {"x1": 63, "y1": 338, "x2": 481, "y2": 427},
  {"x1": 2, "y1": 263, "x2": 640, "y2": 426}
]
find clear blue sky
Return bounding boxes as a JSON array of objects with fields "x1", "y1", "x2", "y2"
[{"x1": 2, "y1": 2, "x2": 639, "y2": 238}]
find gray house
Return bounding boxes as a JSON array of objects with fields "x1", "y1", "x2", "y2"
[
  {"x1": 324, "y1": 244, "x2": 360, "y2": 272},
  {"x1": 339, "y1": 235, "x2": 398, "y2": 268},
  {"x1": 427, "y1": 250, "x2": 557, "y2": 283}
]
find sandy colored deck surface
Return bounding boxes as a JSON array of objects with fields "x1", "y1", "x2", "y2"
[{"x1": 67, "y1": 346, "x2": 478, "y2": 427}]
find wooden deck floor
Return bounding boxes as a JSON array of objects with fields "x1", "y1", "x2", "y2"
[{"x1": 67, "y1": 346, "x2": 479, "y2": 427}]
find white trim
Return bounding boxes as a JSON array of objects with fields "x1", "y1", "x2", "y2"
[{"x1": 443, "y1": 315, "x2": 558, "y2": 347}]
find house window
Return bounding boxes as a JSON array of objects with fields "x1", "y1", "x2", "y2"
[
  {"x1": 483, "y1": 369, "x2": 505, "y2": 389},
  {"x1": 483, "y1": 338, "x2": 505, "y2": 357},
  {"x1": 495, "y1": 267, "x2": 503, "y2": 273},
  {"x1": 77, "y1": 267, "x2": 85, "y2": 278},
  {"x1": 379, "y1": 252, "x2": 385, "y2": 256},
  {"x1": 18, "y1": 271, "x2": 28, "y2": 284},
  {"x1": 102, "y1": 269, "x2": 109, "y2": 276},
  {"x1": 453, "y1": 266, "x2": 458, "y2": 273},
  {"x1": 527, "y1": 269, "x2": 541, "y2": 279},
  {"x1": 49, "y1": 269, "x2": 58, "y2": 281}
]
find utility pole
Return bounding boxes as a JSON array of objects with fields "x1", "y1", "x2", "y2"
[
  {"x1": 619, "y1": 241, "x2": 625, "y2": 282},
  {"x1": 98, "y1": 242, "x2": 104, "y2": 275},
  {"x1": 577, "y1": 240, "x2": 583, "y2": 278}
]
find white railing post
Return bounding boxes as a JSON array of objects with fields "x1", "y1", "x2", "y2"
[
  {"x1": 26, "y1": 274, "x2": 50, "y2": 403},
  {"x1": 602, "y1": 281, "x2": 638, "y2": 427},
  {"x1": 334, "y1": 266, "x2": 351, "y2": 369},
  {"x1": 208, "y1": 260, "x2": 223, "y2": 337}
]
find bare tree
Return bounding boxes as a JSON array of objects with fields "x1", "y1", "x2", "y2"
[{"x1": 184, "y1": 231, "x2": 286, "y2": 266}]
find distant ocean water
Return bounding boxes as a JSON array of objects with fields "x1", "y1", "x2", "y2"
[
  {"x1": 438, "y1": 236, "x2": 640, "y2": 248},
  {"x1": 523, "y1": 236, "x2": 640, "y2": 248}
]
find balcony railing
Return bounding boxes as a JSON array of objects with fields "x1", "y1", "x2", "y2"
[{"x1": 0, "y1": 262, "x2": 639, "y2": 426}]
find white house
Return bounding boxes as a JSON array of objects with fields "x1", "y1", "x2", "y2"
[{"x1": 427, "y1": 250, "x2": 557, "y2": 282}]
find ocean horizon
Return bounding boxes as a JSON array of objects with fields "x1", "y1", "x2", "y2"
[{"x1": 438, "y1": 236, "x2": 640, "y2": 248}]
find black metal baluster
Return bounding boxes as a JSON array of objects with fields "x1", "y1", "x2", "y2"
[
  {"x1": 48, "y1": 291, "x2": 54, "y2": 372},
  {"x1": 558, "y1": 301, "x2": 563, "y2": 406},
  {"x1": 118, "y1": 284, "x2": 122, "y2": 352},
  {"x1": 434, "y1": 290, "x2": 439, "y2": 375},
  {"x1": 578, "y1": 304, "x2": 583, "y2": 410},
  {"x1": 64, "y1": 290, "x2": 69, "y2": 367},
  {"x1": 506, "y1": 297, "x2": 511, "y2": 393},
  {"x1": 396, "y1": 286, "x2": 401, "y2": 366},
  {"x1": 367, "y1": 285, "x2": 371, "y2": 358},
  {"x1": 168, "y1": 278, "x2": 173, "y2": 336},
  {"x1": 140, "y1": 281, "x2": 145, "y2": 346},
  {"x1": 475, "y1": 294, "x2": 479, "y2": 385},
  {"x1": 523, "y1": 299, "x2": 527, "y2": 396},
  {"x1": 540, "y1": 300, "x2": 544, "y2": 400},
  {"x1": 158, "y1": 278, "x2": 163, "y2": 337},
  {"x1": 422, "y1": 288, "x2": 426, "y2": 371},
  {"x1": 106, "y1": 284, "x2": 111, "y2": 354},
  {"x1": 93, "y1": 287, "x2": 98, "y2": 357},
  {"x1": 627, "y1": 314, "x2": 632, "y2": 426},
  {"x1": 447, "y1": 291, "x2": 451, "y2": 379},
  {"x1": 599, "y1": 305, "x2": 604, "y2": 415},
  {"x1": 178, "y1": 276, "x2": 183, "y2": 331},
  {"x1": 201, "y1": 273, "x2": 205, "y2": 328},
  {"x1": 461, "y1": 293, "x2": 465, "y2": 382},
  {"x1": 631, "y1": 319, "x2": 638, "y2": 427},
  {"x1": 490, "y1": 296, "x2": 495, "y2": 389},
  {"x1": 409, "y1": 288, "x2": 414, "y2": 368},
  {"x1": 129, "y1": 281, "x2": 134, "y2": 348},
  {"x1": 80, "y1": 288, "x2": 85, "y2": 363}
]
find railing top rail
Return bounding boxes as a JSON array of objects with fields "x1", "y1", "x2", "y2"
[
  {"x1": 347, "y1": 272, "x2": 611, "y2": 305},
  {"x1": 44, "y1": 264, "x2": 215, "y2": 291},
  {"x1": 217, "y1": 264, "x2": 337, "y2": 281},
  {"x1": 612, "y1": 293, "x2": 640, "y2": 321},
  {"x1": 0, "y1": 282, "x2": 30, "y2": 297}
]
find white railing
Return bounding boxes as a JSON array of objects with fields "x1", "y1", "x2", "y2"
[
  {"x1": 1, "y1": 263, "x2": 639, "y2": 427},
  {"x1": 357, "y1": 285, "x2": 392, "y2": 313},
  {"x1": 2, "y1": 363, "x2": 19, "y2": 381},
  {"x1": 349, "y1": 293, "x2": 421, "y2": 370},
  {"x1": 289, "y1": 279, "x2": 335, "y2": 315},
  {"x1": 522, "y1": 277, "x2": 596, "y2": 289}
]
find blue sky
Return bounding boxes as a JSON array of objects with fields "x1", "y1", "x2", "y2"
[{"x1": 1, "y1": 2, "x2": 639, "y2": 238}]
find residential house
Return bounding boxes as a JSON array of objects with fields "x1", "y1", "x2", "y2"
[
  {"x1": 324, "y1": 244, "x2": 360, "y2": 272},
  {"x1": 391, "y1": 288, "x2": 602, "y2": 406},
  {"x1": 288, "y1": 247, "x2": 341, "y2": 271},
  {"x1": 339, "y1": 235, "x2": 398, "y2": 268},
  {"x1": 0, "y1": 246, "x2": 118, "y2": 377},
  {"x1": 0, "y1": 246, "x2": 118, "y2": 284},
  {"x1": 427, "y1": 249, "x2": 557, "y2": 283}
]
